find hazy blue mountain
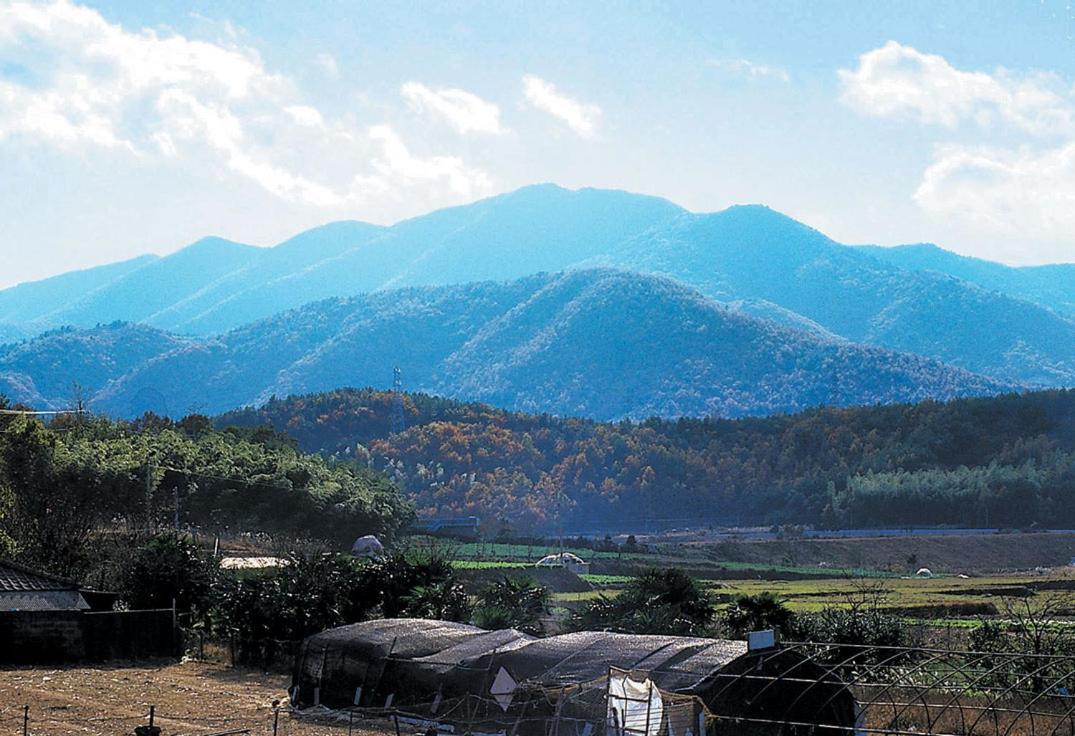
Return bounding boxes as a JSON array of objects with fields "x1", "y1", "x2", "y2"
[
  {"x1": 0, "y1": 270, "x2": 1011, "y2": 420},
  {"x1": 2, "y1": 184, "x2": 1074, "y2": 387},
  {"x1": 724, "y1": 299, "x2": 847, "y2": 342},
  {"x1": 41, "y1": 237, "x2": 263, "y2": 329},
  {"x1": 0, "y1": 322, "x2": 191, "y2": 409},
  {"x1": 0, "y1": 254, "x2": 158, "y2": 328},
  {"x1": 858, "y1": 243, "x2": 1075, "y2": 317},
  {"x1": 145, "y1": 221, "x2": 385, "y2": 331},
  {"x1": 0, "y1": 324, "x2": 29, "y2": 346},
  {"x1": 178, "y1": 185, "x2": 684, "y2": 333},
  {"x1": 616, "y1": 205, "x2": 1075, "y2": 385}
]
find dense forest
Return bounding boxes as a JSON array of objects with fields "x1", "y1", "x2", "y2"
[
  {"x1": 0, "y1": 270, "x2": 1009, "y2": 421},
  {"x1": 220, "y1": 388, "x2": 1075, "y2": 532},
  {"x1": 0, "y1": 395, "x2": 412, "y2": 576}
]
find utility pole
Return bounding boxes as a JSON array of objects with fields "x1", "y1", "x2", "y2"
[
  {"x1": 390, "y1": 366, "x2": 405, "y2": 435},
  {"x1": 145, "y1": 458, "x2": 155, "y2": 533},
  {"x1": 556, "y1": 486, "x2": 564, "y2": 562}
]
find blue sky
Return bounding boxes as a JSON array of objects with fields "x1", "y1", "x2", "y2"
[{"x1": 1, "y1": 0, "x2": 1074, "y2": 287}]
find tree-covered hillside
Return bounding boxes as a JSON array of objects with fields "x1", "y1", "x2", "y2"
[
  {"x1": 0, "y1": 397, "x2": 413, "y2": 574},
  {"x1": 219, "y1": 387, "x2": 1075, "y2": 532},
  {"x1": 859, "y1": 243, "x2": 1075, "y2": 318},
  {"x1": 1, "y1": 270, "x2": 1010, "y2": 420},
  {"x1": 0, "y1": 322, "x2": 191, "y2": 410}
]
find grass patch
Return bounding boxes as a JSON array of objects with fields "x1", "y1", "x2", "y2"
[
  {"x1": 580, "y1": 574, "x2": 635, "y2": 586},
  {"x1": 450, "y1": 560, "x2": 530, "y2": 570},
  {"x1": 450, "y1": 542, "x2": 652, "y2": 561}
]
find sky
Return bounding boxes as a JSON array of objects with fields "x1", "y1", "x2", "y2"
[{"x1": 1, "y1": 0, "x2": 1074, "y2": 288}]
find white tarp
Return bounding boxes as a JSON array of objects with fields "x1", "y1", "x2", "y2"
[{"x1": 607, "y1": 673, "x2": 663, "y2": 736}]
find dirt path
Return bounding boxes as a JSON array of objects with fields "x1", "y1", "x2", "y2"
[{"x1": 0, "y1": 661, "x2": 392, "y2": 736}]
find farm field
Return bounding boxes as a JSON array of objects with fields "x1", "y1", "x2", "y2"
[
  {"x1": 446, "y1": 531, "x2": 1075, "y2": 624},
  {"x1": 710, "y1": 570, "x2": 1075, "y2": 615},
  {"x1": 545, "y1": 567, "x2": 1075, "y2": 628}
]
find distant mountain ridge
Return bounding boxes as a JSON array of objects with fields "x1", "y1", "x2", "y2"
[
  {"x1": 0, "y1": 269, "x2": 1011, "y2": 420},
  {"x1": 857, "y1": 243, "x2": 1075, "y2": 317},
  {"x1": 3, "y1": 184, "x2": 1074, "y2": 388}
]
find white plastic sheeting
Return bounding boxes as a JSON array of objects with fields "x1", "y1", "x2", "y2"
[{"x1": 607, "y1": 672, "x2": 663, "y2": 736}]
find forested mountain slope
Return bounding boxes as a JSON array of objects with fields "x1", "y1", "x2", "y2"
[
  {"x1": 218, "y1": 387, "x2": 1075, "y2": 532},
  {"x1": 0, "y1": 254, "x2": 157, "y2": 326},
  {"x1": 0, "y1": 270, "x2": 1009, "y2": 420},
  {"x1": 859, "y1": 243, "x2": 1075, "y2": 318},
  {"x1": 3, "y1": 185, "x2": 1074, "y2": 387},
  {"x1": 618, "y1": 206, "x2": 1075, "y2": 385},
  {"x1": 0, "y1": 322, "x2": 191, "y2": 410}
]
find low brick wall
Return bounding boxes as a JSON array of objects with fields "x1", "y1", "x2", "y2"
[{"x1": 0, "y1": 609, "x2": 179, "y2": 664}]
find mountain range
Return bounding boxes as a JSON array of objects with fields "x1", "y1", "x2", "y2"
[
  {"x1": 1, "y1": 184, "x2": 1073, "y2": 415},
  {"x1": 0, "y1": 269, "x2": 1011, "y2": 420}
]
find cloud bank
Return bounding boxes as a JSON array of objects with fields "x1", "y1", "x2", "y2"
[{"x1": 841, "y1": 41, "x2": 1075, "y2": 248}]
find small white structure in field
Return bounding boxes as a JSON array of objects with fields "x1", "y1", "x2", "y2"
[
  {"x1": 536, "y1": 552, "x2": 590, "y2": 575},
  {"x1": 220, "y1": 557, "x2": 286, "y2": 570},
  {"x1": 915, "y1": 567, "x2": 933, "y2": 578},
  {"x1": 351, "y1": 535, "x2": 385, "y2": 558}
]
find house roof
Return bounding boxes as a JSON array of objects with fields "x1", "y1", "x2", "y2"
[{"x1": 0, "y1": 559, "x2": 80, "y2": 593}]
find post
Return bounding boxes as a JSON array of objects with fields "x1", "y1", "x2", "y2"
[
  {"x1": 22, "y1": 705, "x2": 28, "y2": 736},
  {"x1": 146, "y1": 459, "x2": 154, "y2": 532},
  {"x1": 149, "y1": 705, "x2": 155, "y2": 729},
  {"x1": 645, "y1": 681, "x2": 653, "y2": 736},
  {"x1": 272, "y1": 704, "x2": 280, "y2": 736}
]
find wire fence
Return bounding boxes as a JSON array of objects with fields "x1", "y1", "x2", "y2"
[
  {"x1": 4, "y1": 643, "x2": 1074, "y2": 736},
  {"x1": 292, "y1": 642, "x2": 1075, "y2": 736}
]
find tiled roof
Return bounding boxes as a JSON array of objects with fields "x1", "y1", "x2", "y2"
[{"x1": 0, "y1": 559, "x2": 79, "y2": 593}]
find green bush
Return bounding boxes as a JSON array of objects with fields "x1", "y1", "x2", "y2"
[
  {"x1": 473, "y1": 575, "x2": 550, "y2": 634},
  {"x1": 570, "y1": 567, "x2": 713, "y2": 636},
  {"x1": 118, "y1": 533, "x2": 218, "y2": 612},
  {"x1": 722, "y1": 592, "x2": 796, "y2": 639}
]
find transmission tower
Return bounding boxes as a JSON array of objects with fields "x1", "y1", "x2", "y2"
[{"x1": 390, "y1": 366, "x2": 405, "y2": 435}]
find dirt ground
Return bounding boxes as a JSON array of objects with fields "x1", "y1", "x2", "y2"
[
  {"x1": 688, "y1": 531, "x2": 1075, "y2": 573},
  {"x1": 0, "y1": 661, "x2": 395, "y2": 736}
]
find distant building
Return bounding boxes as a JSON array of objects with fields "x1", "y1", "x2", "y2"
[
  {"x1": 413, "y1": 516, "x2": 480, "y2": 538},
  {"x1": 0, "y1": 559, "x2": 90, "y2": 611},
  {"x1": 536, "y1": 552, "x2": 590, "y2": 575}
]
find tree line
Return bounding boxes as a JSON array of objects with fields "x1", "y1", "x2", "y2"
[
  {"x1": 0, "y1": 397, "x2": 413, "y2": 577},
  {"x1": 219, "y1": 387, "x2": 1075, "y2": 531}
]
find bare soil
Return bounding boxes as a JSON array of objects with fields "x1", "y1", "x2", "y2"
[
  {"x1": 686, "y1": 532, "x2": 1075, "y2": 573},
  {"x1": 0, "y1": 661, "x2": 394, "y2": 736}
]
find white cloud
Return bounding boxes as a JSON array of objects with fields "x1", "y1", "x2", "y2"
[
  {"x1": 839, "y1": 41, "x2": 1075, "y2": 251},
  {"x1": 0, "y1": 0, "x2": 490, "y2": 209},
  {"x1": 709, "y1": 58, "x2": 789, "y2": 83},
  {"x1": 521, "y1": 74, "x2": 600, "y2": 138},
  {"x1": 914, "y1": 142, "x2": 1075, "y2": 241},
  {"x1": 365, "y1": 124, "x2": 492, "y2": 198},
  {"x1": 284, "y1": 105, "x2": 324, "y2": 127},
  {"x1": 401, "y1": 81, "x2": 504, "y2": 135},
  {"x1": 839, "y1": 41, "x2": 1073, "y2": 136}
]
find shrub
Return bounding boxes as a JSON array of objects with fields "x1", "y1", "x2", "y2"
[
  {"x1": 722, "y1": 592, "x2": 796, "y2": 638},
  {"x1": 473, "y1": 575, "x2": 550, "y2": 634}
]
